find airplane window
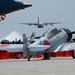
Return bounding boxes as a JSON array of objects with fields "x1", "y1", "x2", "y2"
[{"x1": 43, "y1": 28, "x2": 61, "y2": 39}]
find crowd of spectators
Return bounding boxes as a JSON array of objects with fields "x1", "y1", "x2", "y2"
[{"x1": 1, "y1": 39, "x2": 23, "y2": 44}]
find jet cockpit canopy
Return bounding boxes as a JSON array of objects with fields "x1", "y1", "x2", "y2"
[{"x1": 43, "y1": 27, "x2": 61, "y2": 39}]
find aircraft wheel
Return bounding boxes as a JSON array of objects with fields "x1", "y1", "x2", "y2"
[
  {"x1": 72, "y1": 50, "x2": 75, "y2": 59},
  {"x1": 28, "y1": 58, "x2": 30, "y2": 61},
  {"x1": 43, "y1": 53, "x2": 50, "y2": 60}
]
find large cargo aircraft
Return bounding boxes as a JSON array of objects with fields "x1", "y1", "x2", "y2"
[
  {"x1": 0, "y1": 0, "x2": 32, "y2": 21},
  {"x1": 0, "y1": 27, "x2": 75, "y2": 61},
  {"x1": 19, "y1": 17, "x2": 61, "y2": 28}
]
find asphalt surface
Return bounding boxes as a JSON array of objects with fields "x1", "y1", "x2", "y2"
[{"x1": 0, "y1": 57, "x2": 75, "y2": 75}]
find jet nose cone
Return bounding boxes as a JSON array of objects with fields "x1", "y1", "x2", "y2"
[{"x1": 23, "y1": 3, "x2": 32, "y2": 8}]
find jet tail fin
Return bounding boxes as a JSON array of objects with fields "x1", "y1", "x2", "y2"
[{"x1": 38, "y1": 17, "x2": 39, "y2": 24}]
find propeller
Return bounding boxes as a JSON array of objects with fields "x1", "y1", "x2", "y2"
[{"x1": 69, "y1": 31, "x2": 75, "y2": 35}]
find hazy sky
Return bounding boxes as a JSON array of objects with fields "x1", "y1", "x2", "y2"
[{"x1": 0, "y1": 0, "x2": 75, "y2": 39}]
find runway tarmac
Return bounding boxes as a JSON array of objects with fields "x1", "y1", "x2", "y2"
[{"x1": 0, "y1": 57, "x2": 75, "y2": 75}]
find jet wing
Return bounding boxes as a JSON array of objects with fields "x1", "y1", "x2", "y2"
[
  {"x1": 0, "y1": 0, "x2": 32, "y2": 15},
  {"x1": 28, "y1": 45, "x2": 50, "y2": 52},
  {"x1": 54, "y1": 42, "x2": 75, "y2": 52},
  {"x1": 0, "y1": 44, "x2": 23, "y2": 52},
  {"x1": 0, "y1": 0, "x2": 14, "y2": 1}
]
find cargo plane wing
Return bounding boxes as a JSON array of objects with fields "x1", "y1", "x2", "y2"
[{"x1": 19, "y1": 17, "x2": 61, "y2": 28}]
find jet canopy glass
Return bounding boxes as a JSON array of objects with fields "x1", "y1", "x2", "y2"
[{"x1": 43, "y1": 27, "x2": 61, "y2": 39}]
